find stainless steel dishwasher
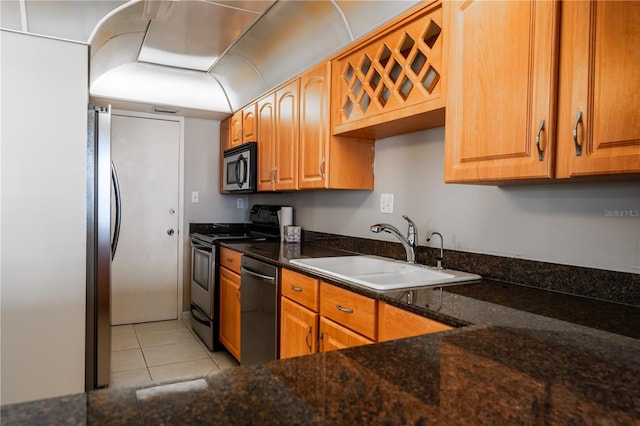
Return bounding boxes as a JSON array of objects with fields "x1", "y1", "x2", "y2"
[{"x1": 239, "y1": 256, "x2": 279, "y2": 365}]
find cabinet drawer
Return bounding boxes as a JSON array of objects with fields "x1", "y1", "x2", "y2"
[
  {"x1": 378, "y1": 301, "x2": 453, "y2": 342},
  {"x1": 219, "y1": 247, "x2": 242, "y2": 273},
  {"x1": 320, "y1": 282, "x2": 377, "y2": 340},
  {"x1": 281, "y1": 269, "x2": 319, "y2": 311}
]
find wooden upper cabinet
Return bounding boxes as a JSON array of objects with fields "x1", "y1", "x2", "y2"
[
  {"x1": 220, "y1": 116, "x2": 231, "y2": 151},
  {"x1": 444, "y1": 0, "x2": 559, "y2": 183},
  {"x1": 230, "y1": 111, "x2": 243, "y2": 148},
  {"x1": 299, "y1": 62, "x2": 375, "y2": 190},
  {"x1": 219, "y1": 117, "x2": 231, "y2": 192},
  {"x1": 275, "y1": 79, "x2": 299, "y2": 191},
  {"x1": 555, "y1": 0, "x2": 640, "y2": 178},
  {"x1": 331, "y1": 0, "x2": 446, "y2": 140},
  {"x1": 299, "y1": 62, "x2": 330, "y2": 189},
  {"x1": 257, "y1": 93, "x2": 276, "y2": 191},
  {"x1": 230, "y1": 104, "x2": 257, "y2": 148}
]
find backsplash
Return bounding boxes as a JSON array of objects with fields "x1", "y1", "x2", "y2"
[{"x1": 303, "y1": 231, "x2": 640, "y2": 307}]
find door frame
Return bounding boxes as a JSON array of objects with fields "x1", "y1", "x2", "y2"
[{"x1": 112, "y1": 109, "x2": 185, "y2": 321}]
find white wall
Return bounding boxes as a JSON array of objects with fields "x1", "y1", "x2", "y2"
[
  {"x1": 250, "y1": 127, "x2": 640, "y2": 274},
  {"x1": 183, "y1": 118, "x2": 248, "y2": 224},
  {"x1": 1, "y1": 31, "x2": 88, "y2": 404}
]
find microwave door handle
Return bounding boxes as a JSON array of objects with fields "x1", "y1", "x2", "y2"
[
  {"x1": 240, "y1": 155, "x2": 248, "y2": 186},
  {"x1": 235, "y1": 155, "x2": 242, "y2": 188}
]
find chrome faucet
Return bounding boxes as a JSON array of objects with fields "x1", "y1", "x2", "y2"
[
  {"x1": 426, "y1": 231, "x2": 444, "y2": 269},
  {"x1": 370, "y1": 215, "x2": 417, "y2": 263}
]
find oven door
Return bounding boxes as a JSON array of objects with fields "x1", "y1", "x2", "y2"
[{"x1": 191, "y1": 240, "x2": 215, "y2": 319}]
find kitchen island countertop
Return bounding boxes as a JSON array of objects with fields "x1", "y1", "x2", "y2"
[{"x1": 2, "y1": 241, "x2": 639, "y2": 424}]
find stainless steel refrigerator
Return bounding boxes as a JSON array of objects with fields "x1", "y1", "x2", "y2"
[{"x1": 85, "y1": 104, "x2": 121, "y2": 390}]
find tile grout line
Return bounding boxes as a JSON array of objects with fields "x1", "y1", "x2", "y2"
[{"x1": 132, "y1": 325, "x2": 153, "y2": 380}]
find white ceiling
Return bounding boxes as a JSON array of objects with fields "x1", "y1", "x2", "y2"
[{"x1": 1, "y1": 0, "x2": 421, "y2": 119}]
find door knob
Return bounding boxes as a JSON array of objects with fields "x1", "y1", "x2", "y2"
[{"x1": 167, "y1": 229, "x2": 175, "y2": 236}]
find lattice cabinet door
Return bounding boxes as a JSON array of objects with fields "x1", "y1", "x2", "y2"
[{"x1": 331, "y1": 1, "x2": 445, "y2": 137}]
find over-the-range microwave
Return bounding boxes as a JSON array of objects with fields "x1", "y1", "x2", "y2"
[{"x1": 223, "y1": 142, "x2": 257, "y2": 192}]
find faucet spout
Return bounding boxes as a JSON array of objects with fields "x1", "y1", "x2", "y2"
[
  {"x1": 426, "y1": 231, "x2": 444, "y2": 269},
  {"x1": 370, "y1": 215, "x2": 418, "y2": 263}
]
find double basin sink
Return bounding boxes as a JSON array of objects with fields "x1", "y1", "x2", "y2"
[{"x1": 289, "y1": 255, "x2": 481, "y2": 291}]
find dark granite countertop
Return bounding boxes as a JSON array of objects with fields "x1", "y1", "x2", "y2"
[
  {"x1": 3, "y1": 241, "x2": 639, "y2": 424},
  {"x1": 226, "y1": 241, "x2": 640, "y2": 339}
]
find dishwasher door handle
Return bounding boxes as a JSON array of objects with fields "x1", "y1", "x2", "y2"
[{"x1": 240, "y1": 266, "x2": 276, "y2": 282}]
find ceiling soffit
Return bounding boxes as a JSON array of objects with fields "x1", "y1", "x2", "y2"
[{"x1": 3, "y1": 0, "x2": 422, "y2": 118}]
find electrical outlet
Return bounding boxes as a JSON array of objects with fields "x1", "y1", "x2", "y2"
[
  {"x1": 380, "y1": 193, "x2": 394, "y2": 213},
  {"x1": 191, "y1": 191, "x2": 199, "y2": 203},
  {"x1": 236, "y1": 198, "x2": 244, "y2": 209}
]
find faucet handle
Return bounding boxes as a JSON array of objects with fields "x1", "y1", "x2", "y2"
[{"x1": 402, "y1": 215, "x2": 417, "y2": 245}]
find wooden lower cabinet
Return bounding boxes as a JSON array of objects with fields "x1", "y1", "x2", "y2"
[
  {"x1": 378, "y1": 301, "x2": 453, "y2": 342},
  {"x1": 280, "y1": 297, "x2": 318, "y2": 359},
  {"x1": 319, "y1": 317, "x2": 374, "y2": 352},
  {"x1": 279, "y1": 270, "x2": 457, "y2": 356},
  {"x1": 219, "y1": 265, "x2": 241, "y2": 361}
]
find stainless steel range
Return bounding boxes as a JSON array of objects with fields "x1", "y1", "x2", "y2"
[{"x1": 189, "y1": 205, "x2": 282, "y2": 351}]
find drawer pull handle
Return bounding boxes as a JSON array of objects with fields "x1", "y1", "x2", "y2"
[
  {"x1": 320, "y1": 157, "x2": 326, "y2": 180},
  {"x1": 305, "y1": 326, "x2": 313, "y2": 352},
  {"x1": 226, "y1": 258, "x2": 233, "y2": 263},
  {"x1": 291, "y1": 285, "x2": 303, "y2": 292},
  {"x1": 336, "y1": 304, "x2": 353, "y2": 314},
  {"x1": 535, "y1": 119, "x2": 545, "y2": 161},
  {"x1": 573, "y1": 111, "x2": 583, "y2": 156}
]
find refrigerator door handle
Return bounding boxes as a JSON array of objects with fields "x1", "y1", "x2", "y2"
[{"x1": 111, "y1": 161, "x2": 122, "y2": 260}]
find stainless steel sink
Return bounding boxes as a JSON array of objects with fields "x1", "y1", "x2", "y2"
[{"x1": 289, "y1": 255, "x2": 481, "y2": 290}]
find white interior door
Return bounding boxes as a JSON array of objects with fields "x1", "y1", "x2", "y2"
[{"x1": 111, "y1": 114, "x2": 180, "y2": 325}]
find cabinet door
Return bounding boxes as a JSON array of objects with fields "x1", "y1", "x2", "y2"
[
  {"x1": 319, "y1": 317, "x2": 374, "y2": 353},
  {"x1": 378, "y1": 302, "x2": 453, "y2": 342},
  {"x1": 219, "y1": 267, "x2": 241, "y2": 361},
  {"x1": 230, "y1": 111, "x2": 243, "y2": 148},
  {"x1": 257, "y1": 93, "x2": 276, "y2": 191},
  {"x1": 220, "y1": 117, "x2": 231, "y2": 152},
  {"x1": 241, "y1": 103, "x2": 257, "y2": 143},
  {"x1": 555, "y1": 1, "x2": 640, "y2": 178},
  {"x1": 299, "y1": 62, "x2": 330, "y2": 189},
  {"x1": 275, "y1": 80, "x2": 299, "y2": 191},
  {"x1": 444, "y1": 0, "x2": 559, "y2": 182},
  {"x1": 280, "y1": 297, "x2": 318, "y2": 359}
]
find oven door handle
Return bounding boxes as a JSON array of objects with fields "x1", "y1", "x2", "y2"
[
  {"x1": 191, "y1": 242, "x2": 212, "y2": 253},
  {"x1": 240, "y1": 266, "x2": 275, "y2": 283},
  {"x1": 190, "y1": 306, "x2": 211, "y2": 326}
]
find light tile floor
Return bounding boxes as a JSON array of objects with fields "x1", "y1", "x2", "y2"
[{"x1": 110, "y1": 319, "x2": 238, "y2": 388}]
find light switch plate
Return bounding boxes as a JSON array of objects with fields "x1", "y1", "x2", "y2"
[
  {"x1": 380, "y1": 193, "x2": 394, "y2": 213},
  {"x1": 236, "y1": 198, "x2": 244, "y2": 209},
  {"x1": 191, "y1": 191, "x2": 199, "y2": 203}
]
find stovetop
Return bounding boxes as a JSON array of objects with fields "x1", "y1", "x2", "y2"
[{"x1": 190, "y1": 204, "x2": 284, "y2": 244}]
